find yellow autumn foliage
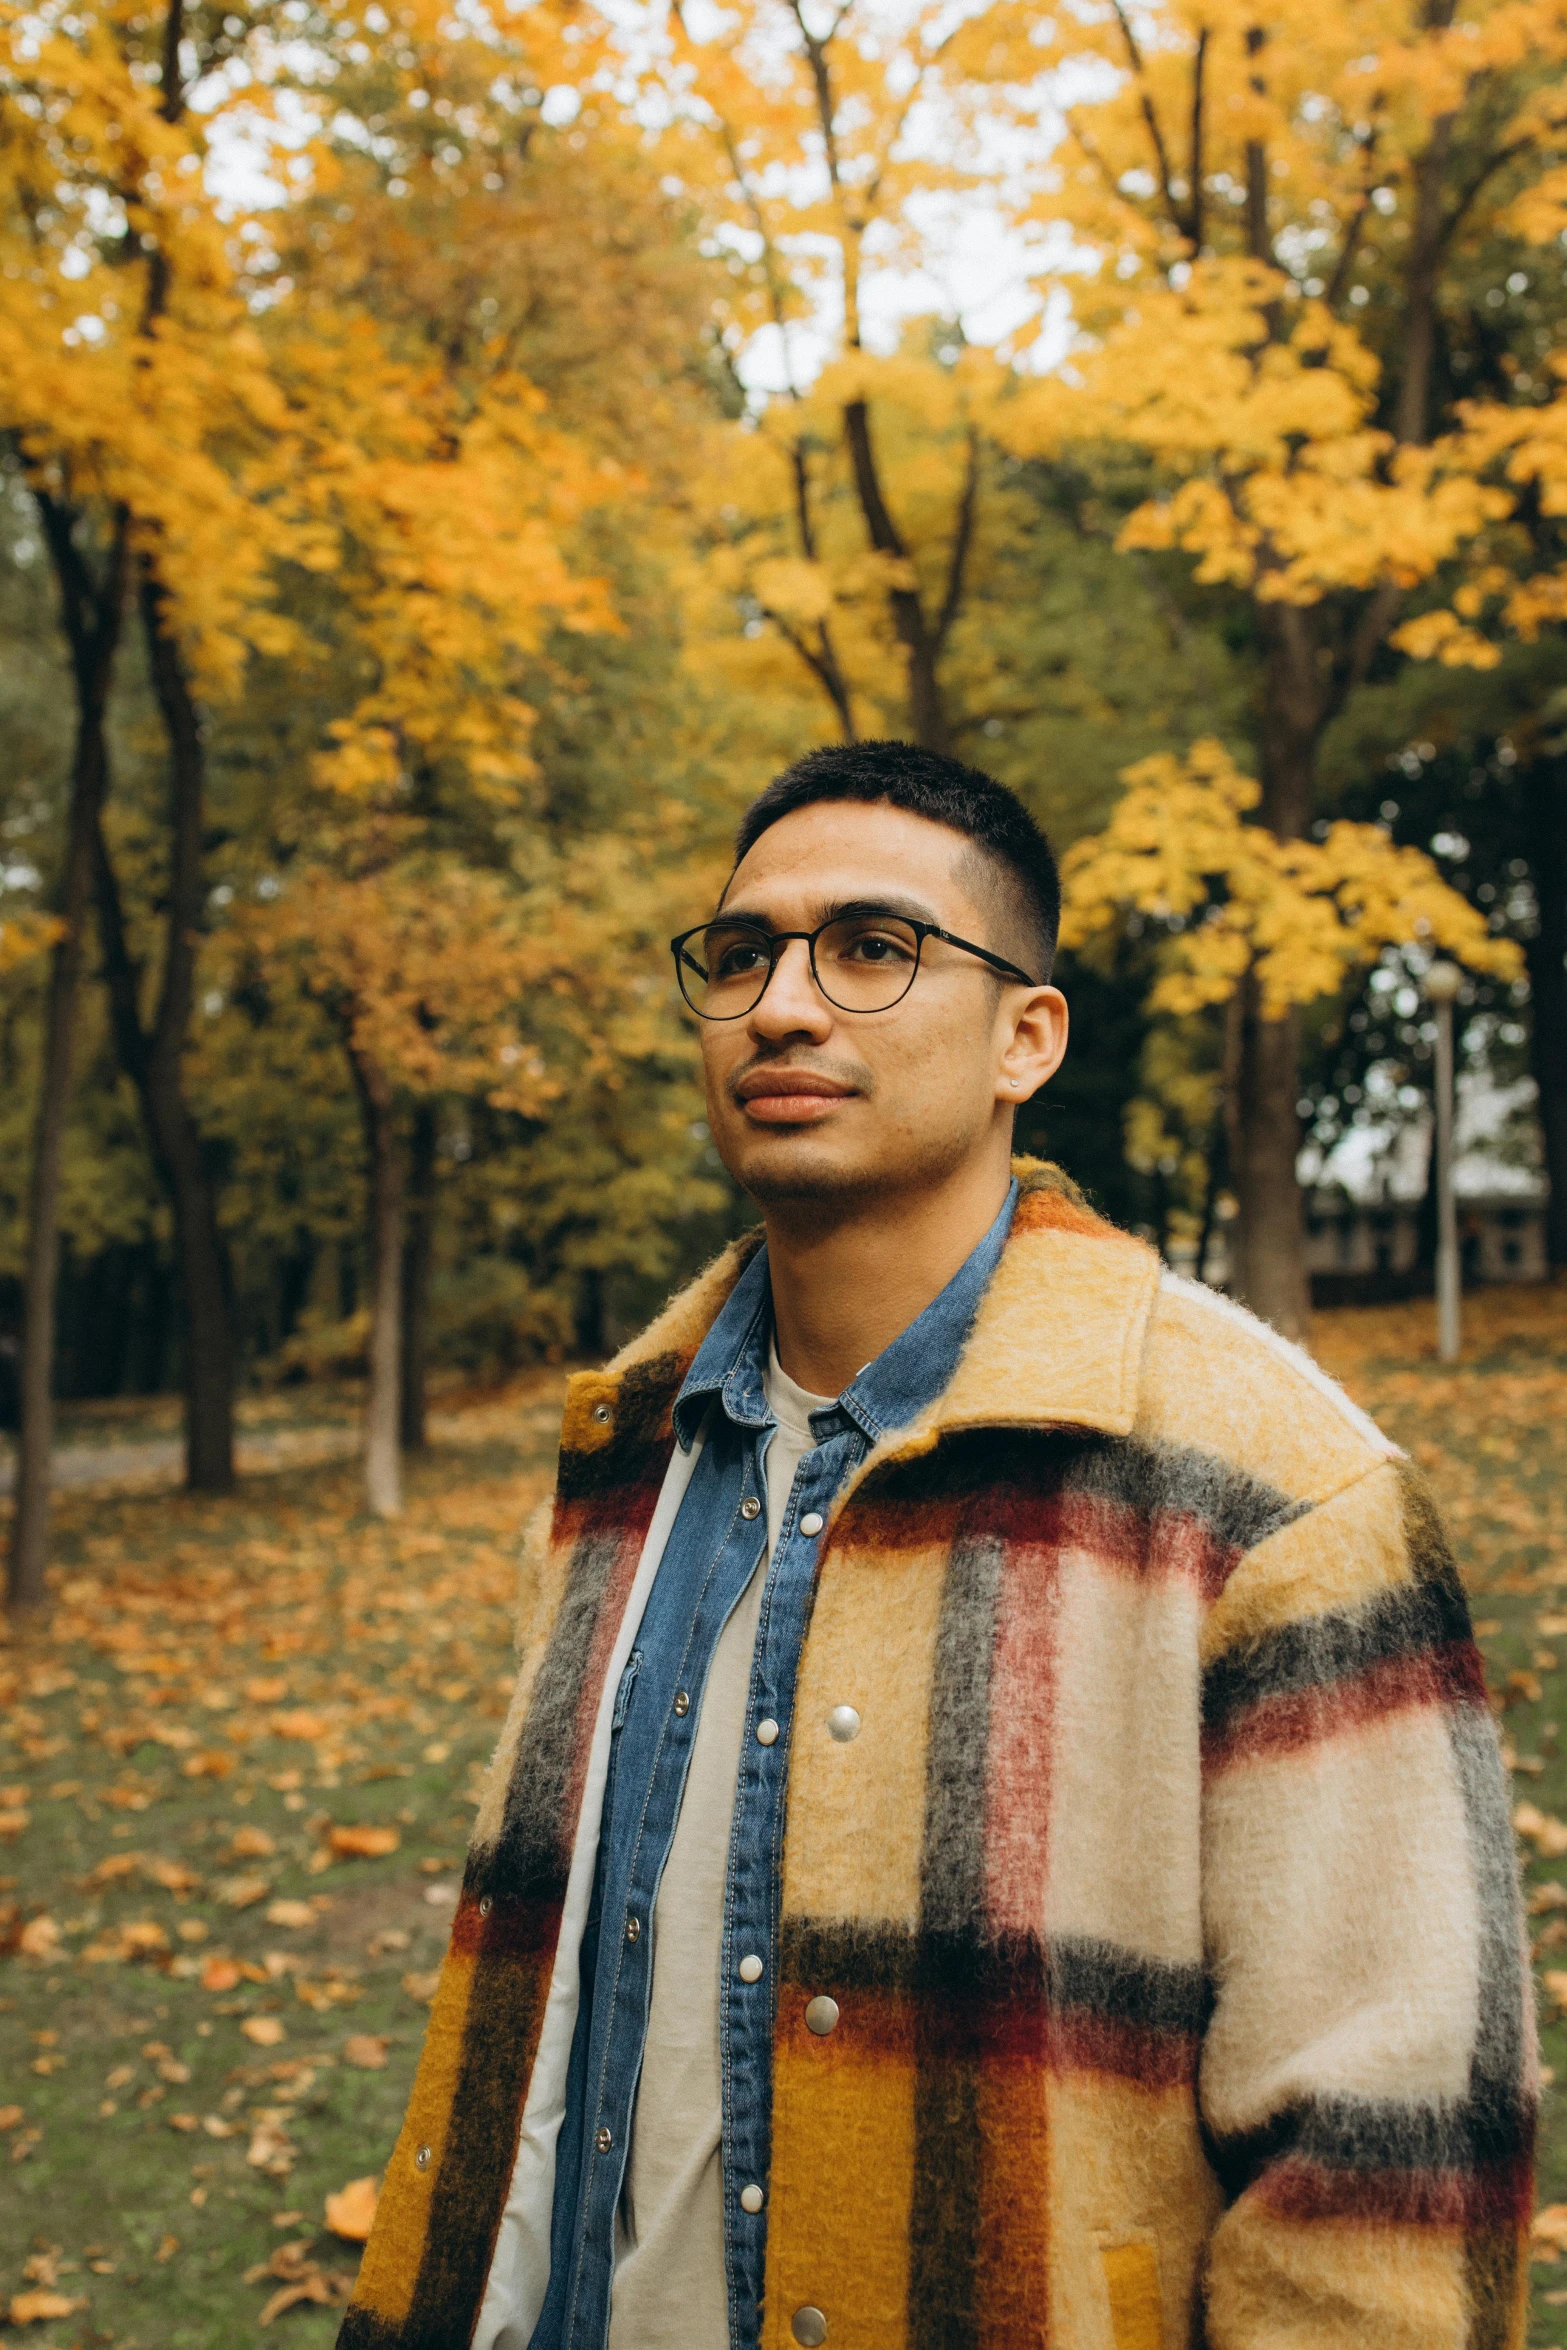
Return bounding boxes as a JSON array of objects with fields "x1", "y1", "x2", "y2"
[{"x1": 1062, "y1": 739, "x2": 1524, "y2": 1019}]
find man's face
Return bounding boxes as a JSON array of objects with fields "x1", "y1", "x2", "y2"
[{"x1": 692, "y1": 799, "x2": 1067, "y2": 1210}]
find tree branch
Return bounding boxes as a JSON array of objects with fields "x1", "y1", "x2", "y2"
[
  {"x1": 91, "y1": 808, "x2": 153, "y2": 1097},
  {"x1": 1244, "y1": 26, "x2": 1272, "y2": 267},
  {"x1": 159, "y1": 0, "x2": 186, "y2": 123},
  {"x1": 934, "y1": 425, "x2": 980, "y2": 653},
  {"x1": 1439, "y1": 134, "x2": 1532, "y2": 252},
  {"x1": 1110, "y1": 0, "x2": 1179, "y2": 225},
  {"x1": 763, "y1": 606, "x2": 856, "y2": 737},
  {"x1": 1186, "y1": 26, "x2": 1208, "y2": 252},
  {"x1": 843, "y1": 397, "x2": 908, "y2": 559}
]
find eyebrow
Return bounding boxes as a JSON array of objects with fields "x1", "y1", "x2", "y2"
[{"x1": 710, "y1": 893, "x2": 943, "y2": 931}]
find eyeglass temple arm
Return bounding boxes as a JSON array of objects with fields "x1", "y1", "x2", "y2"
[{"x1": 928, "y1": 925, "x2": 1040, "y2": 989}]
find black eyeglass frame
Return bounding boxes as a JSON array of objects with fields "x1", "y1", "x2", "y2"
[{"x1": 669, "y1": 913, "x2": 1040, "y2": 1021}]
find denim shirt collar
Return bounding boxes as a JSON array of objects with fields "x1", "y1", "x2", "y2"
[{"x1": 673, "y1": 1179, "x2": 1019, "y2": 1453}]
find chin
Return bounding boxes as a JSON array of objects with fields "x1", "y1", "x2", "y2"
[{"x1": 725, "y1": 1134, "x2": 871, "y2": 1206}]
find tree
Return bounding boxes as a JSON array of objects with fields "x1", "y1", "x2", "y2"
[
  {"x1": 664, "y1": 0, "x2": 1045, "y2": 750},
  {"x1": 0, "y1": 0, "x2": 300, "y2": 1598},
  {"x1": 1384, "y1": 362, "x2": 1567, "y2": 1263},
  {"x1": 997, "y1": 0, "x2": 1567, "y2": 1332},
  {"x1": 247, "y1": 854, "x2": 554, "y2": 1515},
  {"x1": 1062, "y1": 734, "x2": 1524, "y2": 1296}
]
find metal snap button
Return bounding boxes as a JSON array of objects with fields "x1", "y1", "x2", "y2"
[
  {"x1": 741, "y1": 1495, "x2": 761, "y2": 1520},
  {"x1": 626, "y1": 1915, "x2": 640, "y2": 1944},
  {"x1": 740, "y1": 2182, "x2": 765, "y2": 2214},
  {"x1": 803, "y1": 1995, "x2": 840, "y2": 2036},
  {"x1": 738, "y1": 1953, "x2": 764, "y2": 1983},
  {"x1": 414, "y1": 2145, "x2": 432, "y2": 2171},
  {"x1": 792, "y1": 2307, "x2": 828, "y2": 2346},
  {"x1": 673, "y1": 1690, "x2": 690, "y2": 1717},
  {"x1": 799, "y1": 1510, "x2": 824, "y2": 1537},
  {"x1": 755, "y1": 1718, "x2": 779, "y2": 1745},
  {"x1": 827, "y1": 1705, "x2": 861, "y2": 1742},
  {"x1": 595, "y1": 2125, "x2": 613, "y2": 2153}
]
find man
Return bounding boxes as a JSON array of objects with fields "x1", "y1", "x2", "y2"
[{"x1": 342, "y1": 742, "x2": 1534, "y2": 2350}]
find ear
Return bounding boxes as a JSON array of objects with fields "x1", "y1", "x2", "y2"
[{"x1": 996, "y1": 986, "x2": 1068, "y2": 1105}]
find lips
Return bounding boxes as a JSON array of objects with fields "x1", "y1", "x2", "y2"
[{"x1": 733, "y1": 1069, "x2": 855, "y2": 1124}]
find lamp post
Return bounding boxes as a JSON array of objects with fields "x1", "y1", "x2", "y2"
[{"x1": 1424, "y1": 960, "x2": 1463, "y2": 1364}]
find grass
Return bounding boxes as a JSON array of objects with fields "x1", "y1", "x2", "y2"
[
  {"x1": 0, "y1": 1287, "x2": 1564, "y2": 2346},
  {"x1": 0, "y1": 1373, "x2": 564, "y2": 2348}
]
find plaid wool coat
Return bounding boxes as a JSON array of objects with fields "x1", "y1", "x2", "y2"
[{"x1": 340, "y1": 1160, "x2": 1535, "y2": 2350}]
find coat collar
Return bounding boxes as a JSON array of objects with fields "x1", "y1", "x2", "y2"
[{"x1": 560, "y1": 1159, "x2": 1159, "y2": 1462}]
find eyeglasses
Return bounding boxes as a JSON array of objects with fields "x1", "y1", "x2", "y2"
[{"x1": 669, "y1": 910, "x2": 1038, "y2": 1021}]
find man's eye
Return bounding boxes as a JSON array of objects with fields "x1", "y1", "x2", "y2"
[
  {"x1": 837, "y1": 928, "x2": 913, "y2": 964},
  {"x1": 713, "y1": 940, "x2": 768, "y2": 978}
]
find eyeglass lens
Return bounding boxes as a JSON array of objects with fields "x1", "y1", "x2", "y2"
[{"x1": 677, "y1": 915, "x2": 923, "y2": 1018}]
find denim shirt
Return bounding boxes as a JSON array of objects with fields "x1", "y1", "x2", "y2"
[{"x1": 529, "y1": 1182, "x2": 1018, "y2": 2350}]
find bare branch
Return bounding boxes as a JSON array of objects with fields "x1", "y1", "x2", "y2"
[
  {"x1": 934, "y1": 425, "x2": 980, "y2": 653},
  {"x1": 1186, "y1": 26, "x2": 1208, "y2": 251},
  {"x1": 1440, "y1": 134, "x2": 1533, "y2": 251},
  {"x1": 762, "y1": 606, "x2": 856, "y2": 737},
  {"x1": 1323, "y1": 129, "x2": 1381, "y2": 312},
  {"x1": 1110, "y1": 0, "x2": 1179, "y2": 225}
]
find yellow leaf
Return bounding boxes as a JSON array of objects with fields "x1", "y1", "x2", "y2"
[
  {"x1": 265, "y1": 1899, "x2": 317, "y2": 1929},
  {"x1": 325, "y1": 2173, "x2": 381, "y2": 2240},
  {"x1": 327, "y1": 1823, "x2": 400, "y2": 1858},
  {"x1": 9, "y1": 2291, "x2": 86, "y2": 2322}
]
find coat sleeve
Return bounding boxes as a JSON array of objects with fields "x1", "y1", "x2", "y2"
[{"x1": 1197, "y1": 1457, "x2": 1536, "y2": 2348}]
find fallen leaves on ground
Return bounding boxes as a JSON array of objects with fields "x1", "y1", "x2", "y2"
[
  {"x1": 245, "y1": 2237, "x2": 357, "y2": 2323},
  {"x1": 217, "y1": 1872, "x2": 274, "y2": 1909},
  {"x1": 9, "y1": 2289, "x2": 88, "y2": 2323},
  {"x1": 1537, "y1": 2205, "x2": 1567, "y2": 2257},
  {"x1": 327, "y1": 1823, "x2": 401, "y2": 1859},
  {"x1": 342, "y1": 2034, "x2": 388, "y2": 2069},
  {"x1": 242, "y1": 2014, "x2": 288, "y2": 2046},
  {"x1": 325, "y1": 2173, "x2": 381, "y2": 2240}
]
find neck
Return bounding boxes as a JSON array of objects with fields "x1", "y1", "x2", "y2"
[{"x1": 763, "y1": 1148, "x2": 1013, "y2": 1397}]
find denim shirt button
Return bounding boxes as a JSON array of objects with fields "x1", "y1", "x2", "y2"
[
  {"x1": 741, "y1": 1495, "x2": 762, "y2": 1521},
  {"x1": 740, "y1": 2183, "x2": 765, "y2": 2214},
  {"x1": 756, "y1": 1717, "x2": 780, "y2": 1745},
  {"x1": 799, "y1": 1511, "x2": 824, "y2": 1537}
]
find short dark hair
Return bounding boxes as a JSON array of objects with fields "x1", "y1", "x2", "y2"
[{"x1": 733, "y1": 740, "x2": 1061, "y2": 981}]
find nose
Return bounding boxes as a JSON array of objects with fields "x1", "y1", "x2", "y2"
[{"x1": 748, "y1": 936, "x2": 833, "y2": 1044}]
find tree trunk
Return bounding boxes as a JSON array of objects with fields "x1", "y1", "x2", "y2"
[
  {"x1": 91, "y1": 567, "x2": 236, "y2": 1489},
  {"x1": 9, "y1": 503, "x2": 128, "y2": 1616},
  {"x1": 349, "y1": 1044, "x2": 404, "y2": 1518},
  {"x1": 842, "y1": 397, "x2": 950, "y2": 752},
  {"x1": 399, "y1": 1100, "x2": 437, "y2": 1452},
  {"x1": 1224, "y1": 606, "x2": 1325, "y2": 1338},
  {"x1": 1524, "y1": 760, "x2": 1567, "y2": 1268},
  {"x1": 1225, "y1": 976, "x2": 1310, "y2": 1336}
]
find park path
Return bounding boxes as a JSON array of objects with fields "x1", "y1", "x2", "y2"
[
  {"x1": 0, "y1": 1419, "x2": 360, "y2": 1495},
  {"x1": 0, "y1": 1381, "x2": 560, "y2": 1496}
]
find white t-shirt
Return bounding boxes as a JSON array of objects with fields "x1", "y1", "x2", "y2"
[{"x1": 607, "y1": 1343, "x2": 833, "y2": 2350}]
